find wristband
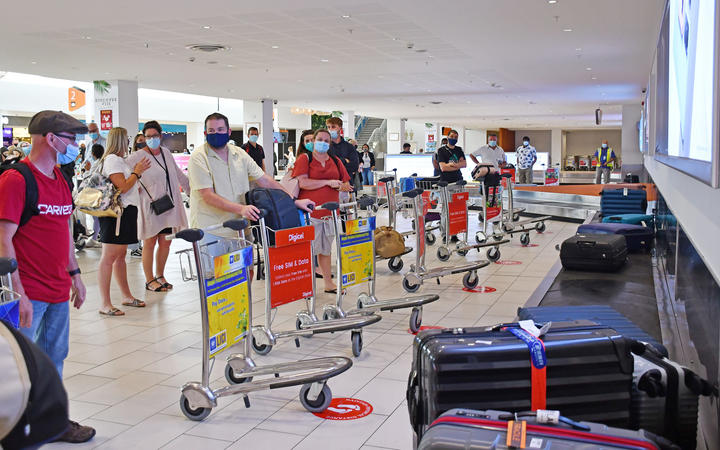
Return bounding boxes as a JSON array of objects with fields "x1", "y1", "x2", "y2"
[
  {"x1": 132, "y1": 172, "x2": 141, "y2": 179},
  {"x1": 68, "y1": 268, "x2": 82, "y2": 276}
]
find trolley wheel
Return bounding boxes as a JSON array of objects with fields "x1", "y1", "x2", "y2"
[
  {"x1": 75, "y1": 239, "x2": 86, "y2": 251},
  {"x1": 493, "y1": 234, "x2": 503, "y2": 242},
  {"x1": 409, "y1": 307, "x2": 423, "y2": 333},
  {"x1": 536, "y1": 221, "x2": 546, "y2": 233},
  {"x1": 437, "y1": 246, "x2": 451, "y2": 261},
  {"x1": 520, "y1": 233, "x2": 530, "y2": 246},
  {"x1": 388, "y1": 256, "x2": 404, "y2": 272},
  {"x1": 251, "y1": 336, "x2": 273, "y2": 355},
  {"x1": 457, "y1": 248, "x2": 469, "y2": 257},
  {"x1": 351, "y1": 331, "x2": 363, "y2": 357},
  {"x1": 475, "y1": 232, "x2": 487, "y2": 244},
  {"x1": 224, "y1": 364, "x2": 253, "y2": 385},
  {"x1": 513, "y1": 213, "x2": 520, "y2": 222},
  {"x1": 299, "y1": 383, "x2": 332, "y2": 413},
  {"x1": 403, "y1": 277, "x2": 420, "y2": 293},
  {"x1": 463, "y1": 272, "x2": 479, "y2": 290},
  {"x1": 487, "y1": 247, "x2": 501, "y2": 263},
  {"x1": 503, "y1": 223, "x2": 514, "y2": 232},
  {"x1": 425, "y1": 233, "x2": 436, "y2": 246},
  {"x1": 179, "y1": 394, "x2": 212, "y2": 421}
]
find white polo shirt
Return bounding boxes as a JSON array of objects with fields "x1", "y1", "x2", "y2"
[{"x1": 471, "y1": 145, "x2": 506, "y2": 169}]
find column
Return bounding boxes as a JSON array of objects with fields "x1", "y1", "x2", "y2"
[
  {"x1": 550, "y1": 128, "x2": 563, "y2": 166},
  {"x1": 261, "y1": 98, "x2": 274, "y2": 176},
  {"x1": 343, "y1": 110, "x2": 355, "y2": 140},
  {"x1": 399, "y1": 119, "x2": 407, "y2": 150},
  {"x1": 621, "y1": 104, "x2": 643, "y2": 175},
  {"x1": 93, "y1": 80, "x2": 138, "y2": 135}
]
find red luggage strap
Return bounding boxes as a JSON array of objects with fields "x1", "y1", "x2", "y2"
[{"x1": 503, "y1": 326, "x2": 547, "y2": 411}]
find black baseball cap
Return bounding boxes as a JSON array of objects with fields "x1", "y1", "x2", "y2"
[{"x1": 28, "y1": 110, "x2": 88, "y2": 136}]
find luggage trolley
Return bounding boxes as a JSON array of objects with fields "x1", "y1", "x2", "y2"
[
  {"x1": 252, "y1": 208, "x2": 381, "y2": 357},
  {"x1": 433, "y1": 180, "x2": 510, "y2": 263},
  {"x1": 372, "y1": 177, "x2": 414, "y2": 272},
  {"x1": 475, "y1": 174, "x2": 551, "y2": 246},
  {"x1": 168, "y1": 220, "x2": 353, "y2": 421},
  {"x1": 325, "y1": 198, "x2": 440, "y2": 333},
  {"x1": 501, "y1": 173, "x2": 551, "y2": 236},
  {"x1": 401, "y1": 188, "x2": 490, "y2": 293}
]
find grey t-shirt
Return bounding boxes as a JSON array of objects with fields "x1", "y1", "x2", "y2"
[{"x1": 471, "y1": 145, "x2": 506, "y2": 169}]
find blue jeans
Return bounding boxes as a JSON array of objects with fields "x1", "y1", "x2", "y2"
[
  {"x1": 21, "y1": 300, "x2": 70, "y2": 377},
  {"x1": 362, "y1": 168, "x2": 373, "y2": 185}
]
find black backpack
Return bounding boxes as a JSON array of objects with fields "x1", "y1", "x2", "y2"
[
  {"x1": 0, "y1": 320, "x2": 70, "y2": 448},
  {"x1": 0, "y1": 161, "x2": 39, "y2": 227},
  {"x1": 248, "y1": 188, "x2": 303, "y2": 236}
]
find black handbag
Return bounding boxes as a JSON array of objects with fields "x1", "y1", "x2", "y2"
[{"x1": 139, "y1": 149, "x2": 175, "y2": 215}]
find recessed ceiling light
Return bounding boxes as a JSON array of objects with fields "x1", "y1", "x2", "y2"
[
  {"x1": 591, "y1": 76, "x2": 597, "y2": 80},
  {"x1": 341, "y1": 14, "x2": 351, "y2": 18},
  {"x1": 563, "y1": 28, "x2": 573, "y2": 32},
  {"x1": 320, "y1": 59, "x2": 329, "y2": 62},
  {"x1": 575, "y1": 47, "x2": 582, "y2": 51},
  {"x1": 31, "y1": 61, "x2": 37, "y2": 64},
  {"x1": 83, "y1": 36, "x2": 92, "y2": 40},
  {"x1": 548, "y1": 0, "x2": 557, "y2": 3},
  {"x1": 586, "y1": 67, "x2": 592, "y2": 70},
  {"x1": 227, "y1": 64, "x2": 234, "y2": 68},
  {"x1": 202, "y1": 25, "x2": 211, "y2": 29},
  {"x1": 167, "y1": 52, "x2": 174, "y2": 56},
  {"x1": 271, "y1": 45, "x2": 279, "y2": 49},
  {"x1": 392, "y1": 37, "x2": 399, "y2": 41}
]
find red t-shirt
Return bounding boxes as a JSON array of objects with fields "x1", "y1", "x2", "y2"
[
  {"x1": 0, "y1": 162, "x2": 72, "y2": 303},
  {"x1": 292, "y1": 153, "x2": 350, "y2": 218}
]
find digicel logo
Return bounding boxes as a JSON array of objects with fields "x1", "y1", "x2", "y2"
[{"x1": 288, "y1": 233, "x2": 304, "y2": 242}]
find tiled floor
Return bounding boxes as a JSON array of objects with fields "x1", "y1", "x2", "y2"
[{"x1": 49, "y1": 207, "x2": 577, "y2": 449}]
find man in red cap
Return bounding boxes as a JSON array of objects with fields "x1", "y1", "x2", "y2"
[{"x1": 0, "y1": 110, "x2": 96, "y2": 443}]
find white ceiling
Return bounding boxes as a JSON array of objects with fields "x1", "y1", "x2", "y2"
[{"x1": 0, "y1": 0, "x2": 664, "y2": 129}]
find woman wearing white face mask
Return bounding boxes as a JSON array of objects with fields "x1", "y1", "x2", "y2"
[
  {"x1": 292, "y1": 129, "x2": 353, "y2": 292},
  {"x1": 127, "y1": 121, "x2": 189, "y2": 292}
]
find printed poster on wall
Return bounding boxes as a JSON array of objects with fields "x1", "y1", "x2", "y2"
[
  {"x1": 340, "y1": 218, "x2": 376, "y2": 288},
  {"x1": 93, "y1": 80, "x2": 118, "y2": 132},
  {"x1": 205, "y1": 246, "x2": 252, "y2": 358},
  {"x1": 544, "y1": 167, "x2": 560, "y2": 186}
]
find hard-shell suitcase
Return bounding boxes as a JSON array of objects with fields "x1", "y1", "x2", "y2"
[
  {"x1": 577, "y1": 223, "x2": 653, "y2": 252},
  {"x1": 418, "y1": 409, "x2": 677, "y2": 450},
  {"x1": 517, "y1": 306, "x2": 668, "y2": 357},
  {"x1": 407, "y1": 322, "x2": 635, "y2": 439},
  {"x1": 630, "y1": 341, "x2": 716, "y2": 450},
  {"x1": 560, "y1": 234, "x2": 628, "y2": 271},
  {"x1": 602, "y1": 213, "x2": 654, "y2": 227},
  {"x1": 601, "y1": 189, "x2": 648, "y2": 216}
]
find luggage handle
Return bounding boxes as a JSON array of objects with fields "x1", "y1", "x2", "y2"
[
  {"x1": 576, "y1": 240, "x2": 597, "y2": 248},
  {"x1": 497, "y1": 410, "x2": 591, "y2": 431}
]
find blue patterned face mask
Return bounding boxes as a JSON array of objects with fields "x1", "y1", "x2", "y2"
[
  {"x1": 329, "y1": 130, "x2": 339, "y2": 139},
  {"x1": 523, "y1": 141, "x2": 530, "y2": 146},
  {"x1": 314, "y1": 141, "x2": 330, "y2": 153}
]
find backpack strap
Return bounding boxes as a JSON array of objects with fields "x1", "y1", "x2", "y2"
[{"x1": 10, "y1": 162, "x2": 40, "y2": 227}]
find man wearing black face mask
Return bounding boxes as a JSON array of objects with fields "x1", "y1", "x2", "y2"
[
  {"x1": 436, "y1": 130, "x2": 466, "y2": 183},
  {"x1": 187, "y1": 113, "x2": 314, "y2": 237}
]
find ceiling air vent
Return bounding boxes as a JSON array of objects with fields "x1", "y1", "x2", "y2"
[{"x1": 185, "y1": 44, "x2": 230, "y2": 53}]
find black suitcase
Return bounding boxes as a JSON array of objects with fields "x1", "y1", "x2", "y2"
[
  {"x1": 407, "y1": 322, "x2": 635, "y2": 439},
  {"x1": 419, "y1": 409, "x2": 677, "y2": 450},
  {"x1": 560, "y1": 234, "x2": 628, "y2": 271},
  {"x1": 631, "y1": 341, "x2": 716, "y2": 450}
]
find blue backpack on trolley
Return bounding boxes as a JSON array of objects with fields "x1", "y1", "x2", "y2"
[{"x1": 398, "y1": 177, "x2": 416, "y2": 192}]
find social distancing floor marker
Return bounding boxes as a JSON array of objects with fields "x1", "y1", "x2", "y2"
[
  {"x1": 313, "y1": 398, "x2": 373, "y2": 420},
  {"x1": 462, "y1": 286, "x2": 497, "y2": 294},
  {"x1": 495, "y1": 260, "x2": 523, "y2": 265},
  {"x1": 516, "y1": 244, "x2": 540, "y2": 248},
  {"x1": 408, "y1": 325, "x2": 444, "y2": 335}
]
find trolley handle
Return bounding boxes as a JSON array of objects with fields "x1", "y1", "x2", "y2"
[
  {"x1": 436, "y1": 181, "x2": 449, "y2": 188},
  {"x1": 321, "y1": 202, "x2": 340, "y2": 211},
  {"x1": 455, "y1": 180, "x2": 467, "y2": 186},
  {"x1": 401, "y1": 188, "x2": 423, "y2": 199},
  {"x1": 0, "y1": 257, "x2": 18, "y2": 276},
  {"x1": 222, "y1": 219, "x2": 249, "y2": 231},
  {"x1": 379, "y1": 176, "x2": 395, "y2": 183},
  {"x1": 356, "y1": 196, "x2": 376, "y2": 209},
  {"x1": 174, "y1": 228, "x2": 205, "y2": 243},
  {"x1": 501, "y1": 173, "x2": 513, "y2": 179}
]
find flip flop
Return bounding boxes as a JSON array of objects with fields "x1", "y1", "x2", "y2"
[
  {"x1": 157, "y1": 276, "x2": 173, "y2": 290},
  {"x1": 99, "y1": 307, "x2": 124, "y2": 316},
  {"x1": 324, "y1": 289, "x2": 337, "y2": 294},
  {"x1": 122, "y1": 298, "x2": 146, "y2": 308},
  {"x1": 145, "y1": 278, "x2": 168, "y2": 292}
]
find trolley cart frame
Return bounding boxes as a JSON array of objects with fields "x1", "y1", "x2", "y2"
[
  {"x1": 401, "y1": 188, "x2": 490, "y2": 293},
  {"x1": 252, "y1": 209, "x2": 381, "y2": 357},
  {"x1": 433, "y1": 180, "x2": 510, "y2": 263},
  {"x1": 325, "y1": 199, "x2": 440, "y2": 333},
  {"x1": 0, "y1": 257, "x2": 21, "y2": 328},
  {"x1": 500, "y1": 175, "x2": 550, "y2": 232},
  {"x1": 167, "y1": 220, "x2": 352, "y2": 421},
  {"x1": 474, "y1": 175, "x2": 551, "y2": 247}
]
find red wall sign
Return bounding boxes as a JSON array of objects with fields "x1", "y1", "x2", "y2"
[
  {"x1": 447, "y1": 191, "x2": 469, "y2": 235},
  {"x1": 268, "y1": 226, "x2": 315, "y2": 308},
  {"x1": 100, "y1": 109, "x2": 113, "y2": 130},
  {"x1": 312, "y1": 398, "x2": 373, "y2": 420}
]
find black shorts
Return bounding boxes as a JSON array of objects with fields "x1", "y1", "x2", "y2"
[
  {"x1": 158, "y1": 227, "x2": 172, "y2": 235},
  {"x1": 99, "y1": 205, "x2": 139, "y2": 245}
]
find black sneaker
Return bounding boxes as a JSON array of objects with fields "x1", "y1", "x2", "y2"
[
  {"x1": 53, "y1": 420, "x2": 96, "y2": 443},
  {"x1": 130, "y1": 248, "x2": 142, "y2": 257}
]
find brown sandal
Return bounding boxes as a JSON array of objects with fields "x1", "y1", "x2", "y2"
[
  {"x1": 99, "y1": 307, "x2": 125, "y2": 316},
  {"x1": 156, "y1": 276, "x2": 173, "y2": 290},
  {"x1": 122, "y1": 298, "x2": 146, "y2": 308},
  {"x1": 145, "y1": 278, "x2": 168, "y2": 292}
]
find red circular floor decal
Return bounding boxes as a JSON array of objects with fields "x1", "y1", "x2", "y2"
[
  {"x1": 313, "y1": 397, "x2": 373, "y2": 420},
  {"x1": 516, "y1": 244, "x2": 540, "y2": 248},
  {"x1": 495, "y1": 260, "x2": 522, "y2": 265},
  {"x1": 462, "y1": 286, "x2": 497, "y2": 293},
  {"x1": 408, "y1": 325, "x2": 444, "y2": 335}
]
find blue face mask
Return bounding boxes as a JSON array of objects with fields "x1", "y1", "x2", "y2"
[
  {"x1": 304, "y1": 142, "x2": 314, "y2": 151},
  {"x1": 601, "y1": 143, "x2": 608, "y2": 149},
  {"x1": 488, "y1": 140, "x2": 497, "y2": 147},
  {"x1": 448, "y1": 138, "x2": 458, "y2": 146},
  {"x1": 329, "y1": 130, "x2": 339, "y2": 139},
  {"x1": 89, "y1": 132, "x2": 99, "y2": 141},
  {"x1": 314, "y1": 141, "x2": 330, "y2": 153},
  {"x1": 146, "y1": 137, "x2": 161, "y2": 149},
  {"x1": 53, "y1": 137, "x2": 80, "y2": 165},
  {"x1": 21, "y1": 145, "x2": 31, "y2": 155},
  {"x1": 206, "y1": 132, "x2": 230, "y2": 149},
  {"x1": 249, "y1": 135, "x2": 259, "y2": 143},
  {"x1": 523, "y1": 141, "x2": 530, "y2": 146}
]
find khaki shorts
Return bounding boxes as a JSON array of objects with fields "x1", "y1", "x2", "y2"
[{"x1": 310, "y1": 217, "x2": 335, "y2": 256}]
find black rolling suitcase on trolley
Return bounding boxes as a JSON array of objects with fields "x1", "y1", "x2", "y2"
[
  {"x1": 407, "y1": 322, "x2": 635, "y2": 440},
  {"x1": 560, "y1": 234, "x2": 628, "y2": 271},
  {"x1": 418, "y1": 409, "x2": 677, "y2": 449}
]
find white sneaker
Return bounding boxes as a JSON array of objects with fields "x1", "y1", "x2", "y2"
[{"x1": 85, "y1": 238, "x2": 101, "y2": 248}]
